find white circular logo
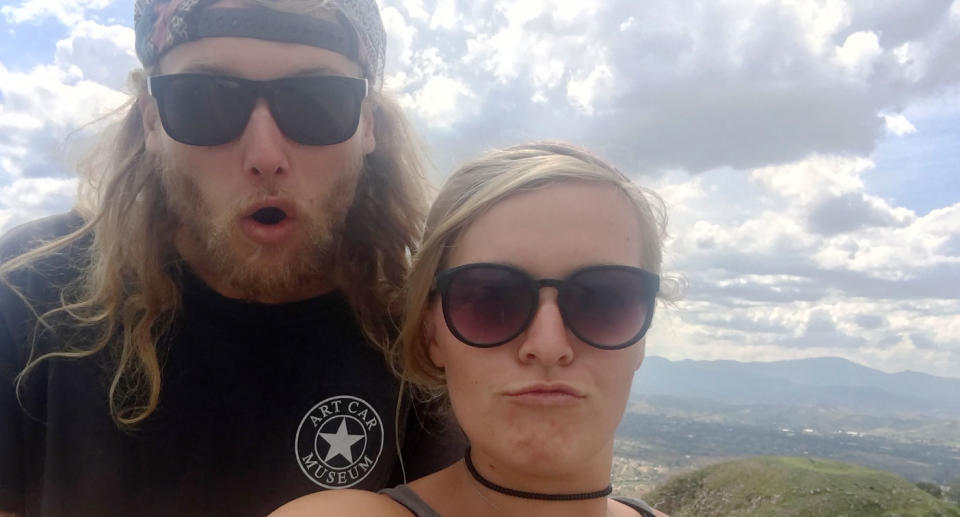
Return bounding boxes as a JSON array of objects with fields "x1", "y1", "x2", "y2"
[{"x1": 295, "y1": 395, "x2": 385, "y2": 488}]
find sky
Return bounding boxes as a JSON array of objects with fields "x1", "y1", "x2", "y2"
[{"x1": 0, "y1": 0, "x2": 958, "y2": 377}]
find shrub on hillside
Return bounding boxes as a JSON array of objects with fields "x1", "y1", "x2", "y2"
[
  {"x1": 948, "y1": 477, "x2": 960, "y2": 505},
  {"x1": 916, "y1": 481, "x2": 942, "y2": 499}
]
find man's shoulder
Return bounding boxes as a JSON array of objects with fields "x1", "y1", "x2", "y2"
[
  {"x1": 0, "y1": 211, "x2": 89, "y2": 308},
  {"x1": 0, "y1": 212, "x2": 86, "y2": 262}
]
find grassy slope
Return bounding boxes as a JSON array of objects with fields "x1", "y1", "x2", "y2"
[{"x1": 644, "y1": 456, "x2": 960, "y2": 517}]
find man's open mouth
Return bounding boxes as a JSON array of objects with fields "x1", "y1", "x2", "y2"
[{"x1": 250, "y1": 207, "x2": 288, "y2": 225}]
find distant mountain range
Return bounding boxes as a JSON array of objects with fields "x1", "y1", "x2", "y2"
[{"x1": 632, "y1": 356, "x2": 960, "y2": 416}]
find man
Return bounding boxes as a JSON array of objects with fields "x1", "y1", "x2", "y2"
[{"x1": 0, "y1": 1, "x2": 459, "y2": 516}]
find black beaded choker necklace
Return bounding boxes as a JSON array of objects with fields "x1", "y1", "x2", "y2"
[{"x1": 464, "y1": 446, "x2": 612, "y2": 501}]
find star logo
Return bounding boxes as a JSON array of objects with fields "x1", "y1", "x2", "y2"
[
  {"x1": 295, "y1": 395, "x2": 384, "y2": 489},
  {"x1": 320, "y1": 418, "x2": 365, "y2": 463}
]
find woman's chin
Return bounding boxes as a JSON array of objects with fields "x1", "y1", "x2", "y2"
[{"x1": 476, "y1": 432, "x2": 610, "y2": 478}]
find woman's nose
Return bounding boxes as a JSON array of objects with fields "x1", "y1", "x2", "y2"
[{"x1": 516, "y1": 290, "x2": 575, "y2": 367}]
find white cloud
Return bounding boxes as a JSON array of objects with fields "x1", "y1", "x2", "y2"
[
  {"x1": 531, "y1": 59, "x2": 565, "y2": 93},
  {"x1": 401, "y1": 0, "x2": 429, "y2": 21},
  {"x1": 751, "y1": 154, "x2": 872, "y2": 202},
  {"x1": 494, "y1": 0, "x2": 597, "y2": 25},
  {"x1": 652, "y1": 293, "x2": 960, "y2": 377},
  {"x1": 0, "y1": 66, "x2": 126, "y2": 181},
  {"x1": 0, "y1": 20, "x2": 131, "y2": 183},
  {"x1": 833, "y1": 30, "x2": 882, "y2": 79},
  {"x1": 641, "y1": 146, "x2": 960, "y2": 376},
  {"x1": 463, "y1": 25, "x2": 524, "y2": 83},
  {"x1": 429, "y1": 0, "x2": 457, "y2": 30},
  {"x1": 382, "y1": 6, "x2": 418, "y2": 88},
  {"x1": 420, "y1": 0, "x2": 960, "y2": 173},
  {"x1": 833, "y1": 203, "x2": 959, "y2": 273},
  {"x1": 893, "y1": 42, "x2": 930, "y2": 83},
  {"x1": 400, "y1": 75, "x2": 476, "y2": 128},
  {"x1": 1, "y1": 0, "x2": 111, "y2": 26},
  {"x1": 566, "y1": 63, "x2": 613, "y2": 115},
  {"x1": 54, "y1": 20, "x2": 137, "y2": 90},
  {"x1": 779, "y1": 0, "x2": 851, "y2": 53},
  {"x1": 882, "y1": 113, "x2": 917, "y2": 136},
  {"x1": 0, "y1": 177, "x2": 77, "y2": 233},
  {"x1": 465, "y1": 1, "x2": 593, "y2": 79}
]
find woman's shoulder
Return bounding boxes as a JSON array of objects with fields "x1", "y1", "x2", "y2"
[{"x1": 268, "y1": 489, "x2": 413, "y2": 517}]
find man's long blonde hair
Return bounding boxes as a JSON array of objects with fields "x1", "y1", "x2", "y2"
[{"x1": 1, "y1": 68, "x2": 428, "y2": 427}]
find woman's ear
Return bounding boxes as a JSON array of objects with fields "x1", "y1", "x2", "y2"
[{"x1": 425, "y1": 305, "x2": 445, "y2": 369}]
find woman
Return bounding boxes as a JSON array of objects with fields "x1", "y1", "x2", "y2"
[{"x1": 271, "y1": 142, "x2": 670, "y2": 516}]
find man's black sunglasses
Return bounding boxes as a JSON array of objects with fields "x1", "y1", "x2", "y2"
[
  {"x1": 435, "y1": 263, "x2": 659, "y2": 350},
  {"x1": 147, "y1": 73, "x2": 368, "y2": 146}
]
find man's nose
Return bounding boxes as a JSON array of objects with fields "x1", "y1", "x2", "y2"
[{"x1": 239, "y1": 99, "x2": 290, "y2": 177}]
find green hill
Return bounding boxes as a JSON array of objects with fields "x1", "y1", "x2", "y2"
[{"x1": 644, "y1": 456, "x2": 960, "y2": 517}]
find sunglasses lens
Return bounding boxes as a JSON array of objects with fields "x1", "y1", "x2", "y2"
[
  {"x1": 150, "y1": 74, "x2": 366, "y2": 146},
  {"x1": 152, "y1": 75, "x2": 254, "y2": 146},
  {"x1": 562, "y1": 268, "x2": 653, "y2": 348},
  {"x1": 270, "y1": 76, "x2": 365, "y2": 146},
  {"x1": 444, "y1": 266, "x2": 535, "y2": 346}
]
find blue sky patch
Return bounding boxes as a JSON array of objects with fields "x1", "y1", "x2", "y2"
[
  {"x1": 0, "y1": 16, "x2": 69, "y2": 71},
  {"x1": 90, "y1": 2, "x2": 135, "y2": 27},
  {"x1": 868, "y1": 114, "x2": 960, "y2": 216}
]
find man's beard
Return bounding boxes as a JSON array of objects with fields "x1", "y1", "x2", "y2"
[{"x1": 158, "y1": 157, "x2": 363, "y2": 302}]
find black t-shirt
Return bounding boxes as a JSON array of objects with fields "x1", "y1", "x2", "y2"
[{"x1": 0, "y1": 213, "x2": 462, "y2": 517}]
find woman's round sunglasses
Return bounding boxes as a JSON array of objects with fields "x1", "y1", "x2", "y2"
[
  {"x1": 147, "y1": 73, "x2": 368, "y2": 146},
  {"x1": 434, "y1": 263, "x2": 660, "y2": 350}
]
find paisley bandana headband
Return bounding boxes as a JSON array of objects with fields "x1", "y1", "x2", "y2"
[{"x1": 134, "y1": 0, "x2": 386, "y2": 89}]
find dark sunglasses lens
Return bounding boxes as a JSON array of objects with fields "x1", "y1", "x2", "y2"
[
  {"x1": 270, "y1": 76, "x2": 364, "y2": 145},
  {"x1": 445, "y1": 267, "x2": 535, "y2": 346},
  {"x1": 153, "y1": 75, "x2": 254, "y2": 146},
  {"x1": 563, "y1": 268, "x2": 652, "y2": 347}
]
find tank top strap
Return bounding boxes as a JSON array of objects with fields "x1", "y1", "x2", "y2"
[
  {"x1": 611, "y1": 495, "x2": 659, "y2": 517},
  {"x1": 379, "y1": 485, "x2": 444, "y2": 517}
]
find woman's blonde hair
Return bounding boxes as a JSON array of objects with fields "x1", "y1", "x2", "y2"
[
  {"x1": 1, "y1": 65, "x2": 428, "y2": 426},
  {"x1": 392, "y1": 141, "x2": 671, "y2": 402}
]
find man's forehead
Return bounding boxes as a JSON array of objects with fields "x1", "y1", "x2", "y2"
[
  {"x1": 157, "y1": 37, "x2": 364, "y2": 79},
  {"x1": 178, "y1": 63, "x2": 345, "y2": 76}
]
